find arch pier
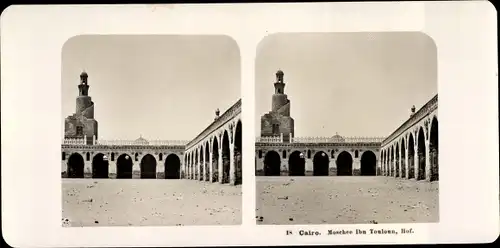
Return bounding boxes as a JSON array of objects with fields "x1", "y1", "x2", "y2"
[
  {"x1": 380, "y1": 94, "x2": 438, "y2": 182},
  {"x1": 184, "y1": 99, "x2": 242, "y2": 186}
]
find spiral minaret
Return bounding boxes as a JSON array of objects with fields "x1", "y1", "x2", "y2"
[
  {"x1": 64, "y1": 71, "x2": 99, "y2": 145},
  {"x1": 260, "y1": 70, "x2": 295, "y2": 142}
]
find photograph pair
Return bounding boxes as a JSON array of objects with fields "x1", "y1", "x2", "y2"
[{"x1": 61, "y1": 32, "x2": 438, "y2": 227}]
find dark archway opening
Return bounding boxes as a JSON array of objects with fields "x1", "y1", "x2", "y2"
[
  {"x1": 222, "y1": 131, "x2": 230, "y2": 183},
  {"x1": 140, "y1": 154, "x2": 157, "y2": 179},
  {"x1": 117, "y1": 154, "x2": 133, "y2": 179},
  {"x1": 165, "y1": 154, "x2": 181, "y2": 179},
  {"x1": 313, "y1": 151, "x2": 329, "y2": 176},
  {"x1": 67, "y1": 153, "x2": 84, "y2": 178},
  {"x1": 429, "y1": 117, "x2": 439, "y2": 181},
  {"x1": 360, "y1": 151, "x2": 377, "y2": 176},
  {"x1": 417, "y1": 127, "x2": 426, "y2": 180},
  {"x1": 264, "y1": 151, "x2": 281, "y2": 176},
  {"x1": 212, "y1": 137, "x2": 219, "y2": 182},
  {"x1": 92, "y1": 153, "x2": 109, "y2": 178},
  {"x1": 395, "y1": 144, "x2": 400, "y2": 177},
  {"x1": 234, "y1": 121, "x2": 242, "y2": 185},
  {"x1": 408, "y1": 134, "x2": 415, "y2": 179},
  {"x1": 336, "y1": 151, "x2": 353, "y2": 176},
  {"x1": 289, "y1": 151, "x2": 306, "y2": 176},
  {"x1": 205, "y1": 142, "x2": 210, "y2": 181}
]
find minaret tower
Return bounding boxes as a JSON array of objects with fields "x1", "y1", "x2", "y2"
[
  {"x1": 260, "y1": 69, "x2": 295, "y2": 142},
  {"x1": 64, "y1": 71, "x2": 98, "y2": 145}
]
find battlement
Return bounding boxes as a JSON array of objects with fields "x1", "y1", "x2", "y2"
[{"x1": 62, "y1": 137, "x2": 189, "y2": 146}]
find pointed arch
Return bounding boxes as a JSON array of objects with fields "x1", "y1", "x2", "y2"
[
  {"x1": 360, "y1": 150, "x2": 377, "y2": 176},
  {"x1": 234, "y1": 120, "x2": 242, "y2": 185},
  {"x1": 205, "y1": 141, "x2": 210, "y2": 181},
  {"x1": 140, "y1": 154, "x2": 157, "y2": 179},
  {"x1": 67, "y1": 153, "x2": 84, "y2": 178},
  {"x1": 336, "y1": 151, "x2": 353, "y2": 176},
  {"x1": 417, "y1": 126, "x2": 426, "y2": 180},
  {"x1": 429, "y1": 116, "x2": 439, "y2": 181},
  {"x1": 92, "y1": 153, "x2": 109, "y2": 178},
  {"x1": 313, "y1": 151, "x2": 329, "y2": 176},
  {"x1": 212, "y1": 135, "x2": 220, "y2": 182},
  {"x1": 117, "y1": 153, "x2": 133, "y2": 179},
  {"x1": 408, "y1": 132, "x2": 416, "y2": 179},
  {"x1": 221, "y1": 130, "x2": 230, "y2": 183},
  {"x1": 165, "y1": 153, "x2": 181, "y2": 179}
]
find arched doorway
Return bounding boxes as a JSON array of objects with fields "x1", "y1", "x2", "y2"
[
  {"x1": 222, "y1": 130, "x2": 230, "y2": 183},
  {"x1": 336, "y1": 151, "x2": 353, "y2": 176},
  {"x1": 212, "y1": 137, "x2": 219, "y2": 182},
  {"x1": 360, "y1": 151, "x2": 377, "y2": 176},
  {"x1": 92, "y1": 153, "x2": 109, "y2": 178},
  {"x1": 408, "y1": 134, "x2": 415, "y2": 179},
  {"x1": 234, "y1": 121, "x2": 242, "y2": 185},
  {"x1": 395, "y1": 144, "x2": 400, "y2": 177},
  {"x1": 67, "y1": 153, "x2": 84, "y2": 178},
  {"x1": 116, "y1": 154, "x2": 133, "y2": 179},
  {"x1": 264, "y1": 151, "x2": 281, "y2": 176},
  {"x1": 140, "y1": 154, "x2": 157, "y2": 179},
  {"x1": 429, "y1": 117, "x2": 439, "y2": 181},
  {"x1": 165, "y1": 154, "x2": 181, "y2": 179},
  {"x1": 313, "y1": 151, "x2": 329, "y2": 176},
  {"x1": 417, "y1": 127, "x2": 426, "y2": 180},
  {"x1": 288, "y1": 151, "x2": 306, "y2": 176}
]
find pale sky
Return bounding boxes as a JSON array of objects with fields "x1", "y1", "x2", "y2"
[
  {"x1": 62, "y1": 35, "x2": 240, "y2": 141},
  {"x1": 255, "y1": 32, "x2": 437, "y2": 138}
]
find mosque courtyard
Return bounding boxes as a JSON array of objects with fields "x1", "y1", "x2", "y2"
[
  {"x1": 62, "y1": 179, "x2": 242, "y2": 227},
  {"x1": 256, "y1": 176, "x2": 439, "y2": 225}
]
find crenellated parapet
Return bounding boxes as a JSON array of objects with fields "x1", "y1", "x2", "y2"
[
  {"x1": 292, "y1": 136, "x2": 385, "y2": 143},
  {"x1": 382, "y1": 94, "x2": 438, "y2": 146},
  {"x1": 185, "y1": 99, "x2": 241, "y2": 150},
  {"x1": 62, "y1": 137, "x2": 188, "y2": 147}
]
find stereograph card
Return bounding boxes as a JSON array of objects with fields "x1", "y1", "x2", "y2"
[{"x1": 0, "y1": 1, "x2": 498, "y2": 247}]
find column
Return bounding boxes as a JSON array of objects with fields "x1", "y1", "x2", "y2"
[
  {"x1": 218, "y1": 147, "x2": 223, "y2": 183},
  {"x1": 392, "y1": 150, "x2": 396, "y2": 177},
  {"x1": 197, "y1": 158, "x2": 201, "y2": 181},
  {"x1": 404, "y1": 147, "x2": 409, "y2": 179},
  {"x1": 376, "y1": 159, "x2": 381, "y2": 176},
  {"x1": 414, "y1": 142, "x2": 419, "y2": 180},
  {"x1": 209, "y1": 149, "x2": 213, "y2": 183},
  {"x1": 229, "y1": 143, "x2": 235, "y2": 185},
  {"x1": 384, "y1": 155, "x2": 387, "y2": 176},
  {"x1": 189, "y1": 161, "x2": 193, "y2": 179},
  {"x1": 398, "y1": 147, "x2": 402, "y2": 178},
  {"x1": 425, "y1": 139, "x2": 431, "y2": 181},
  {"x1": 202, "y1": 150, "x2": 207, "y2": 181}
]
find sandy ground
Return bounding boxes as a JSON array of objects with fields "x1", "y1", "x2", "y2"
[
  {"x1": 62, "y1": 179, "x2": 242, "y2": 227},
  {"x1": 256, "y1": 176, "x2": 439, "y2": 225}
]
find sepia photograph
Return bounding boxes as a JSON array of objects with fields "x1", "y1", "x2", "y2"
[
  {"x1": 61, "y1": 35, "x2": 242, "y2": 227},
  {"x1": 2, "y1": 2, "x2": 497, "y2": 247},
  {"x1": 254, "y1": 32, "x2": 439, "y2": 225}
]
